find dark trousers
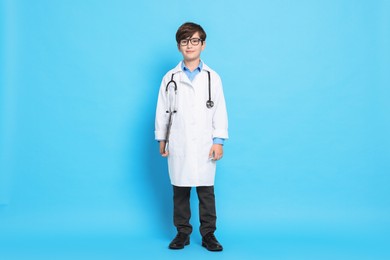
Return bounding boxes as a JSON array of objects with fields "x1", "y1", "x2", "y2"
[{"x1": 173, "y1": 185, "x2": 217, "y2": 237}]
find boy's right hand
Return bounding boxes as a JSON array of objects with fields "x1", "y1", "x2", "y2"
[{"x1": 159, "y1": 141, "x2": 169, "y2": 157}]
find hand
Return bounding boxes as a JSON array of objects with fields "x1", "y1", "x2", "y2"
[
  {"x1": 209, "y1": 144, "x2": 223, "y2": 161},
  {"x1": 159, "y1": 141, "x2": 169, "y2": 157}
]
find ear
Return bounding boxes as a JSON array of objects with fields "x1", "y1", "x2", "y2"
[{"x1": 201, "y1": 41, "x2": 206, "y2": 51}]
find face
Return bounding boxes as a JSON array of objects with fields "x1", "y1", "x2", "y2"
[{"x1": 178, "y1": 32, "x2": 206, "y2": 63}]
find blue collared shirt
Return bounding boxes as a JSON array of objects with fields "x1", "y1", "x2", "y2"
[
  {"x1": 181, "y1": 61, "x2": 224, "y2": 145},
  {"x1": 181, "y1": 61, "x2": 203, "y2": 81}
]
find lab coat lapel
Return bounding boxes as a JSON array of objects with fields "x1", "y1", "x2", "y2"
[
  {"x1": 179, "y1": 73, "x2": 192, "y2": 87},
  {"x1": 172, "y1": 61, "x2": 193, "y2": 88}
]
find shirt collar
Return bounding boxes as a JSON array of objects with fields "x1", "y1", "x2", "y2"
[{"x1": 181, "y1": 60, "x2": 203, "y2": 72}]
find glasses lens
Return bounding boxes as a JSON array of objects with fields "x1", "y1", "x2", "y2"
[
  {"x1": 190, "y1": 39, "x2": 200, "y2": 45},
  {"x1": 180, "y1": 39, "x2": 188, "y2": 46}
]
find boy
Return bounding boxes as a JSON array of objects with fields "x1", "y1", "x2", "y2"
[{"x1": 155, "y1": 22, "x2": 228, "y2": 252}]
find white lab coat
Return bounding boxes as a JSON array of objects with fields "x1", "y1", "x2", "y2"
[{"x1": 155, "y1": 61, "x2": 229, "y2": 187}]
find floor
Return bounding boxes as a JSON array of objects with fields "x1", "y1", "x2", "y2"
[{"x1": 1, "y1": 228, "x2": 389, "y2": 260}]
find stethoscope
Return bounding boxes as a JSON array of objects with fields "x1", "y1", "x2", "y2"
[{"x1": 165, "y1": 70, "x2": 214, "y2": 113}]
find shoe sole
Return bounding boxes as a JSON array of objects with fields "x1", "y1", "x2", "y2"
[{"x1": 202, "y1": 242, "x2": 223, "y2": 252}]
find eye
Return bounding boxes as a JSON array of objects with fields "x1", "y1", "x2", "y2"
[{"x1": 192, "y1": 39, "x2": 200, "y2": 44}]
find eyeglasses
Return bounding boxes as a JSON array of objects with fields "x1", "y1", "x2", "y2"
[{"x1": 179, "y1": 38, "x2": 203, "y2": 46}]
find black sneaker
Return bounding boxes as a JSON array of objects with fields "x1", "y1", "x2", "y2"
[{"x1": 169, "y1": 232, "x2": 190, "y2": 249}]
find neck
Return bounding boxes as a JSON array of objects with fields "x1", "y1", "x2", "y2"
[{"x1": 184, "y1": 59, "x2": 200, "y2": 72}]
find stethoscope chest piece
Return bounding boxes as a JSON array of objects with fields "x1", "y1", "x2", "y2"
[{"x1": 206, "y1": 100, "x2": 214, "y2": 108}]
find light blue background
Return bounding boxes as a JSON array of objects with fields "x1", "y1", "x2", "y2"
[{"x1": 1, "y1": 0, "x2": 389, "y2": 259}]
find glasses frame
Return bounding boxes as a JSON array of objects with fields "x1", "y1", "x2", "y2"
[{"x1": 179, "y1": 38, "x2": 203, "y2": 46}]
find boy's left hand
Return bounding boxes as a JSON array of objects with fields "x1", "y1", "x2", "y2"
[{"x1": 209, "y1": 144, "x2": 223, "y2": 161}]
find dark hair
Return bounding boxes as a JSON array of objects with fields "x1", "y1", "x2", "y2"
[{"x1": 176, "y1": 22, "x2": 207, "y2": 44}]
